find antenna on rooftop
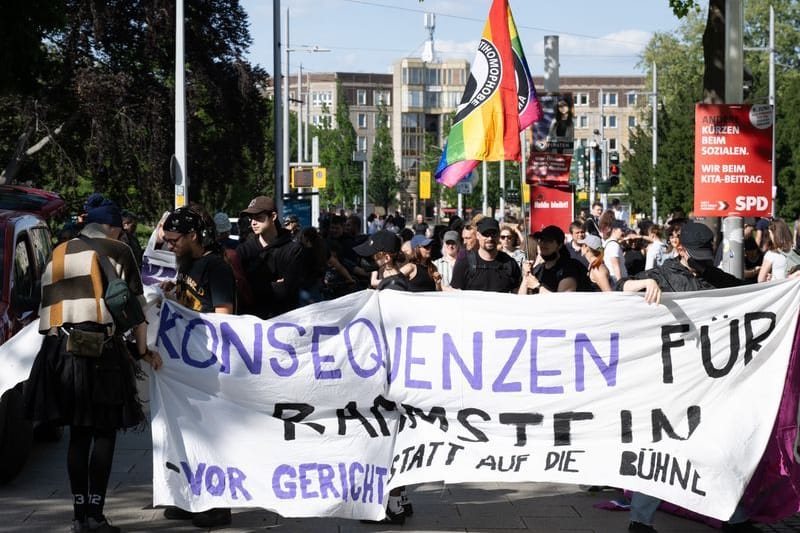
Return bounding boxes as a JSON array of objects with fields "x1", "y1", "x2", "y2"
[{"x1": 422, "y1": 12, "x2": 436, "y2": 63}]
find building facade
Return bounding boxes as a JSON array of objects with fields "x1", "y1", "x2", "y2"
[
  {"x1": 265, "y1": 71, "x2": 393, "y2": 165},
  {"x1": 391, "y1": 57, "x2": 470, "y2": 213},
  {"x1": 534, "y1": 76, "x2": 648, "y2": 158}
]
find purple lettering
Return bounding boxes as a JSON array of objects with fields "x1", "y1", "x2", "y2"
[
  {"x1": 442, "y1": 332, "x2": 483, "y2": 390},
  {"x1": 312, "y1": 326, "x2": 341, "y2": 379},
  {"x1": 268, "y1": 322, "x2": 305, "y2": 376},
  {"x1": 405, "y1": 325, "x2": 435, "y2": 389},
  {"x1": 530, "y1": 329, "x2": 565, "y2": 394},
  {"x1": 272, "y1": 464, "x2": 297, "y2": 499},
  {"x1": 344, "y1": 318, "x2": 384, "y2": 378}
]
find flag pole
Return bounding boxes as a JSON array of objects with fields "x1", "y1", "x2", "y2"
[{"x1": 520, "y1": 129, "x2": 530, "y2": 259}]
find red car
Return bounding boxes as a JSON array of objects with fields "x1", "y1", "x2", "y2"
[{"x1": 0, "y1": 185, "x2": 65, "y2": 482}]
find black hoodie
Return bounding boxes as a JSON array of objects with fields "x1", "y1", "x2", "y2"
[{"x1": 237, "y1": 228, "x2": 304, "y2": 318}]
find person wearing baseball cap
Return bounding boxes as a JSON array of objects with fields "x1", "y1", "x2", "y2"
[
  {"x1": 520, "y1": 225, "x2": 591, "y2": 294},
  {"x1": 450, "y1": 216, "x2": 521, "y2": 293},
  {"x1": 576, "y1": 233, "x2": 612, "y2": 292},
  {"x1": 618, "y1": 220, "x2": 753, "y2": 532},
  {"x1": 434, "y1": 230, "x2": 461, "y2": 289},
  {"x1": 236, "y1": 196, "x2": 304, "y2": 319}
]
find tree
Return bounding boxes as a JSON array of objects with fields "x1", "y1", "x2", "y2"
[
  {"x1": 368, "y1": 107, "x2": 400, "y2": 213},
  {"x1": 0, "y1": 0, "x2": 271, "y2": 220},
  {"x1": 318, "y1": 81, "x2": 360, "y2": 211}
]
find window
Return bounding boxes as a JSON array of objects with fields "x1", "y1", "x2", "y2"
[
  {"x1": 603, "y1": 115, "x2": 618, "y2": 128},
  {"x1": 575, "y1": 93, "x2": 589, "y2": 106},
  {"x1": 628, "y1": 115, "x2": 637, "y2": 128},
  {"x1": 404, "y1": 89, "x2": 423, "y2": 108},
  {"x1": 312, "y1": 91, "x2": 332, "y2": 106},
  {"x1": 13, "y1": 237, "x2": 34, "y2": 304},
  {"x1": 609, "y1": 138, "x2": 618, "y2": 151},
  {"x1": 357, "y1": 113, "x2": 367, "y2": 129},
  {"x1": 627, "y1": 93, "x2": 638, "y2": 106},
  {"x1": 424, "y1": 92, "x2": 440, "y2": 108},
  {"x1": 403, "y1": 67, "x2": 424, "y2": 84},
  {"x1": 578, "y1": 115, "x2": 588, "y2": 128},
  {"x1": 446, "y1": 68, "x2": 466, "y2": 85},
  {"x1": 357, "y1": 136, "x2": 367, "y2": 151},
  {"x1": 312, "y1": 114, "x2": 332, "y2": 128},
  {"x1": 444, "y1": 91, "x2": 462, "y2": 108},
  {"x1": 357, "y1": 89, "x2": 367, "y2": 106},
  {"x1": 374, "y1": 90, "x2": 391, "y2": 106},
  {"x1": 602, "y1": 92, "x2": 618, "y2": 106}
]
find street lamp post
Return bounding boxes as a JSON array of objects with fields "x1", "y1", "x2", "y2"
[
  {"x1": 282, "y1": 8, "x2": 330, "y2": 218},
  {"x1": 352, "y1": 151, "x2": 368, "y2": 233}
]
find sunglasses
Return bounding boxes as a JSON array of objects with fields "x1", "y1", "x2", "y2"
[{"x1": 499, "y1": 234, "x2": 512, "y2": 240}]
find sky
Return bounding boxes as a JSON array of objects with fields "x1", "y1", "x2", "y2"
[{"x1": 239, "y1": 0, "x2": 706, "y2": 78}]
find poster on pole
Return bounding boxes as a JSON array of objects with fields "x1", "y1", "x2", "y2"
[
  {"x1": 694, "y1": 104, "x2": 773, "y2": 217},
  {"x1": 529, "y1": 184, "x2": 574, "y2": 234},
  {"x1": 527, "y1": 93, "x2": 574, "y2": 183}
]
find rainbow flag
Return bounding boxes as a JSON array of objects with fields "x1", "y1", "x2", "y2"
[{"x1": 435, "y1": 0, "x2": 541, "y2": 187}]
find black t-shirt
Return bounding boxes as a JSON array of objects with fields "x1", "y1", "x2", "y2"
[
  {"x1": 450, "y1": 251, "x2": 522, "y2": 293},
  {"x1": 176, "y1": 253, "x2": 237, "y2": 313},
  {"x1": 534, "y1": 253, "x2": 591, "y2": 292}
]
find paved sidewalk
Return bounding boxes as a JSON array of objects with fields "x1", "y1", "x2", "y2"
[{"x1": 3, "y1": 388, "x2": 800, "y2": 533}]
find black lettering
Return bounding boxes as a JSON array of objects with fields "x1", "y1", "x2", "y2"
[
  {"x1": 273, "y1": 403, "x2": 325, "y2": 441},
  {"x1": 620, "y1": 410, "x2": 632, "y2": 443},
  {"x1": 498, "y1": 412, "x2": 544, "y2": 446},
  {"x1": 661, "y1": 324, "x2": 689, "y2": 383},
  {"x1": 651, "y1": 406, "x2": 701, "y2": 442},
  {"x1": 370, "y1": 395, "x2": 397, "y2": 437},
  {"x1": 701, "y1": 321, "x2": 739, "y2": 378},
  {"x1": 457, "y1": 408, "x2": 490, "y2": 442},
  {"x1": 401, "y1": 404, "x2": 449, "y2": 431},
  {"x1": 619, "y1": 450, "x2": 637, "y2": 475},
  {"x1": 337, "y1": 401, "x2": 378, "y2": 437},
  {"x1": 553, "y1": 412, "x2": 594, "y2": 446},
  {"x1": 744, "y1": 312, "x2": 776, "y2": 364}
]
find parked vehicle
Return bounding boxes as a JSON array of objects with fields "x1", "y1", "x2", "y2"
[{"x1": 0, "y1": 185, "x2": 65, "y2": 483}]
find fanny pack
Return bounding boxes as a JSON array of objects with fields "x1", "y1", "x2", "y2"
[{"x1": 63, "y1": 326, "x2": 108, "y2": 358}]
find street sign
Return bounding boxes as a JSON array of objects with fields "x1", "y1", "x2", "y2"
[
  {"x1": 291, "y1": 167, "x2": 313, "y2": 188},
  {"x1": 419, "y1": 171, "x2": 431, "y2": 199},
  {"x1": 456, "y1": 180, "x2": 473, "y2": 195},
  {"x1": 694, "y1": 104, "x2": 773, "y2": 217},
  {"x1": 313, "y1": 167, "x2": 327, "y2": 188}
]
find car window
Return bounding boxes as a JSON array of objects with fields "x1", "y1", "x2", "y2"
[
  {"x1": 13, "y1": 236, "x2": 34, "y2": 302},
  {"x1": 29, "y1": 226, "x2": 52, "y2": 276}
]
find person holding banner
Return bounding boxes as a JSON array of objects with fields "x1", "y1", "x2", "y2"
[
  {"x1": 450, "y1": 218, "x2": 522, "y2": 293},
  {"x1": 353, "y1": 229, "x2": 412, "y2": 523},
  {"x1": 237, "y1": 196, "x2": 304, "y2": 319},
  {"x1": 518, "y1": 225, "x2": 591, "y2": 294},
  {"x1": 618, "y1": 221, "x2": 759, "y2": 533},
  {"x1": 158, "y1": 206, "x2": 236, "y2": 529},
  {"x1": 24, "y1": 198, "x2": 162, "y2": 533}
]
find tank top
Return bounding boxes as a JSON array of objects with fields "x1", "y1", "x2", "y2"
[{"x1": 407, "y1": 263, "x2": 437, "y2": 292}]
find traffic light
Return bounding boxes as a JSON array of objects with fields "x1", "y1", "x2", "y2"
[
  {"x1": 593, "y1": 145, "x2": 603, "y2": 178},
  {"x1": 608, "y1": 151, "x2": 620, "y2": 186}
]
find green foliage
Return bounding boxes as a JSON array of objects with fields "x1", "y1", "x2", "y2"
[
  {"x1": 627, "y1": 0, "x2": 800, "y2": 220},
  {"x1": 368, "y1": 107, "x2": 400, "y2": 212},
  {"x1": 318, "y1": 81, "x2": 360, "y2": 210},
  {"x1": 0, "y1": 0, "x2": 271, "y2": 222}
]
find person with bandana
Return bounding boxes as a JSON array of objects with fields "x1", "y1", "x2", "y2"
[{"x1": 158, "y1": 206, "x2": 235, "y2": 529}]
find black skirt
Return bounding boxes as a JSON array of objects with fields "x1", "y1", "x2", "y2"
[{"x1": 23, "y1": 331, "x2": 145, "y2": 430}]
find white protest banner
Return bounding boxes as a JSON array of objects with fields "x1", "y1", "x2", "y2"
[{"x1": 150, "y1": 280, "x2": 800, "y2": 521}]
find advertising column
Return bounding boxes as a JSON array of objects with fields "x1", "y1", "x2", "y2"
[{"x1": 694, "y1": 104, "x2": 773, "y2": 217}]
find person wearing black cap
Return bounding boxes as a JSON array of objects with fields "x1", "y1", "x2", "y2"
[
  {"x1": 25, "y1": 198, "x2": 162, "y2": 533},
  {"x1": 354, "y1": 230, "x2": 409, "y2": 292},
  {"x1": 236, "y1": 196, "x2": 303, "y2": 319},
  {"x1": 158, "y1": 207, "x2": 235, "y2": 528},
  {"x1": 450, "y1": 217, "x2": 521, "y2": 293},
  {"x1": 353, "y1": 229, "x2": 411, "y2": 523},
  {"x1": 518, "y1": 225, "x2": 591, "y2": 294},
  {"x1": 618, "y1": 220, "x2": 756, "y2": 533}
]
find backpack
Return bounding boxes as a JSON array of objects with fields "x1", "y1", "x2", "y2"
[
  {"x1": 782, "y1": 248, "x2": 800, "y2": 276},
  {"x1": 79, "y1": 235, "x2": 145, "y2": 332}
]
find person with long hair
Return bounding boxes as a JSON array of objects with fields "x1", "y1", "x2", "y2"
[
  {"x1": 499, "y1": 224, "x2": 526, "y2": 267},
  {"x1": 758, "y1": 218, "x2": 794, "y2": 282},
  {"x1": 403, "y1": 235, "x2": 441, "y2": 292},
  {"x1": 577, "y1": 234, "x2": 612, "y2": 291}
]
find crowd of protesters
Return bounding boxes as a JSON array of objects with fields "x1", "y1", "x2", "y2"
[{"x1": 28, "y1": 191, "x2": 800, "y2": 531}]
